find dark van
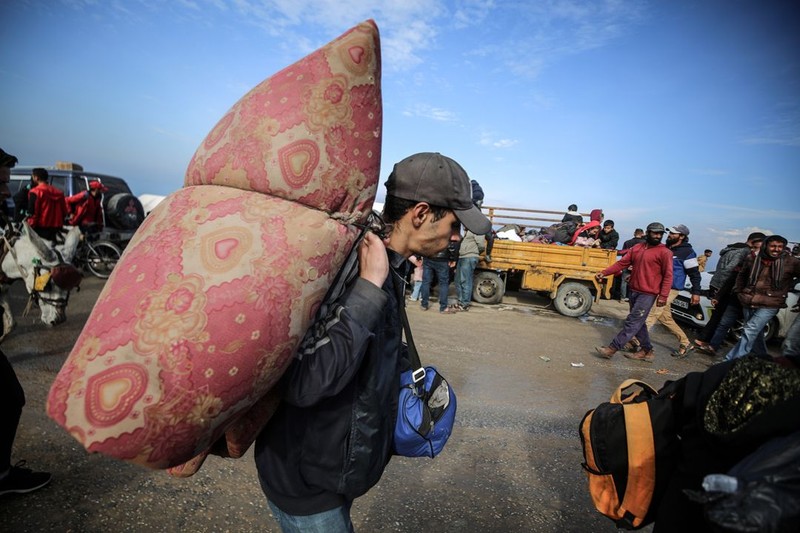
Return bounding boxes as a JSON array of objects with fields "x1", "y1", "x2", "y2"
[{"x1": 10, "y1": 162, "x2": 145, "y2": 245}]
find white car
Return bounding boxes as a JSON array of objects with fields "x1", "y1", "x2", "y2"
[{"x1": 670, "y1": 270, "x2": 799, "y2": 342}]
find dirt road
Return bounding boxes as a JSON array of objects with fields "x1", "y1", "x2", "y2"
[{"x1": 1, "y1": 277, "x2": 732, "y2": 532}]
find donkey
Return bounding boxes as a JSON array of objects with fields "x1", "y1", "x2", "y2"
[{"x1": 1, "y1": 222, "x2": 83, "y2": 341}]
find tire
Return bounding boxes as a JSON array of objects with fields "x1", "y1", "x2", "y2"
[
  {"x1": 87, "y1": 241, "x2": 122, "y2": 279},
  {"x1": 730, "y1": 317, "x2": 777, "y2": 343},
  {"x1": 106, "y1": 193, "x2": 145, "y2": 230},
  {"x1": 553, "y1": 282, "x2": 593, "y2": 317},
  {"x1": 472, "y1": 271, "x2": 505, "y2": 304}
]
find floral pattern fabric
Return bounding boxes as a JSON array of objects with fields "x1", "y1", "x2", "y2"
[{"x1": 46, "y1": 20, "x2": 382, "y2": 470}]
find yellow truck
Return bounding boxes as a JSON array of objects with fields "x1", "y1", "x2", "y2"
[{"x1": 472, "y1": 206, "x2": 617, "y2": 316}]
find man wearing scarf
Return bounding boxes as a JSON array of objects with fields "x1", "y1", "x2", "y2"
[{"x1": 724, "y1": 235, "x2": 800, "y2": 361}]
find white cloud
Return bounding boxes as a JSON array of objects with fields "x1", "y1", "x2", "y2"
[
  {"x1": 470, "y1": 0, "x2": 648, "y2": 80},
  {"x1": 402, "y1": 104, "x2": 457, "y2": 122},
  {"x1": 453, "y1": 0, "x2": 495, "y2": 29},
  {"x1": 479, "y1": 133, "x2": 518, "y2": 149}
]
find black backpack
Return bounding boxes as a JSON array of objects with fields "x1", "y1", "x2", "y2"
[
  {"x1": 580, "y1": 357, "x2": 800, "y2": 531},
  {"x1": 546, "y1": 221, "x2": 577, "y2": 244}
]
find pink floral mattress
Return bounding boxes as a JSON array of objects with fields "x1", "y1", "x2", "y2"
[{"x1": 47, "y1": 20, "x2": 382, "y2": 471}]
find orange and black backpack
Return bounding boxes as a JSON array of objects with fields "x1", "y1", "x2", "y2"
[{"x1": 578, "y1": 378, "x2": 685, "y2": 530}]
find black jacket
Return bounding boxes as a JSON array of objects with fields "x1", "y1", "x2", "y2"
[
  {"x1": 255, "y1": 249, "x2": 409, "y2": 515},
  {"x1": 599, "y1": 229, "x2": 619, "y2": 250}
]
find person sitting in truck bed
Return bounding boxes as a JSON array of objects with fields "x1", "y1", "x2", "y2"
[
  {"x1": 568, "y1": 220, "x2": 601, "y2": 247},
  {"x1": 598, "y1": 220, "x2": 619, "y2": 250},
  {"x1": 561, "y1": 204, "x2": 583, "y2": 225}
]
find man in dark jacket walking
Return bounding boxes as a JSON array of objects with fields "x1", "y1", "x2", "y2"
[
  {"x1": 694, "y1": 232, "x2": 765, "y2": 355},
  {"x1": 254, "y1": 153, "x2": 491, "y2": 532},
  {"x1": 724, "y1": 235, "x2": 800, "y2": 361}
]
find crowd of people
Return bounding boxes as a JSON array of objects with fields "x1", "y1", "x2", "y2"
[
  {"x1": 477, "y1": 200, "x2": 799, "y2": 367},
  {"x1": 595, "y1": 223, "x2": 800, "y2": 367}
]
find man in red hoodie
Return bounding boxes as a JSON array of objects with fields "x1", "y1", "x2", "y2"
[
  {"x1": 594, "y1": 222, "x2": 673, "y2": 362},
  {"x1": 66, "y1": 180, "x2": 107, "y2": 233},
  {"x1": 27, "y1": 168, "x2": 67, "y2": 241}
]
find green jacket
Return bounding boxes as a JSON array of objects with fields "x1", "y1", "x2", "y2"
[{"x1": 459, "y1": 230, "x2": 486, "y2": 259}]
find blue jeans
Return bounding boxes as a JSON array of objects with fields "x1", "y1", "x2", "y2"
[
  {"x1": 708, "y1": 302, "x2": 742, "y2": 349},
  {"x1": 409, "y1": 280, "x2": 422, "y2": 301},
  {"x1": 421, "y1": 259, "x2": 451, "y2": 311},
  {"x1": 610, "y1": 290, "x2": 657, "y2": 351},
  {"x1": 724, "y1": 307, "x2": 778, "y2": 361},
  {"x1": 782, "y1": 313, "x2": 800, "y2": 358},
  {"x1": 619, "y1": 270, "x2": 630, "y2": 300},
  {"x1": 268, "y1": 501, "x2": 354, "y2": 533},
  {"x1": 455, "y1": 257, "x2": 478, "y2": 306}
]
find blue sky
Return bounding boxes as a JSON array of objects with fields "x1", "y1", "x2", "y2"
[{"x1": 2, "y1": 0, "x2": 798, "y2": 264}]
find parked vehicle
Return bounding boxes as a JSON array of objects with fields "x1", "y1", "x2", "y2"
[
  {"x1": 9, "y1": 161, "x2": 145, "y2": 247},
  {"x1": 670, "y1": 270, "x2": 800, "y2": 342},
  {"x1": 471, "y1": 206, "x2": 616, "y2": 317}
]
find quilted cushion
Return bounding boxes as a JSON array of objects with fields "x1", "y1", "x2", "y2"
[
  {"x1": 46, "y1": 19, "x2": 382, "y2": 470},
  {"x1": 185, "y1": 20, "x2": 381, "y2": 221}
]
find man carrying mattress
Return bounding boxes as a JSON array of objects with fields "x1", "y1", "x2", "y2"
[{"x1": 255, "y1": 152, "x2": 491, "y2": 532}]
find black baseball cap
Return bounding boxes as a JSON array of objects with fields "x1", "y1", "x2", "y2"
[{"x1": 385, "y1": 152, "x2": 491, "y2": 235}]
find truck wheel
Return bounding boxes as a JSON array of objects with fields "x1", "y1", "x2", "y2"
[
  {"x1": 473, "y1": 271, "x2": 505, "y2": 304},
  {"x1": 553, "y1": 282, "x2": 593, "y2": 317},
  {"x1": 106, "y1": 193, "x2": 145, "y2": 230}
]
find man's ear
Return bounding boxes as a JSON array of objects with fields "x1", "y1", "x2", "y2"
[{"x1": 411, "y1": 202, "x2": 429, "y2": 228}]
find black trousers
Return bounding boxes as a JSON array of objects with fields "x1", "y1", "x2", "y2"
[{"x1": 1, "y1": 350, "x2": 25, "y2": 472}]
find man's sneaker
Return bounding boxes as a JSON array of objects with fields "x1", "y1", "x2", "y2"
[
  {"x1": 0, "y1": 461, "x2": 52, "y2": 496},
  {"x1": 624, "y1": 349, "x2": 654, "y2": 362},
  {"x1": 595, "y1": 346, "x2": 617, "y2": 359}
]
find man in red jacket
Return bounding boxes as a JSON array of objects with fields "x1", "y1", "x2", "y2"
[
  {"x1": 67, "y1": 180, "x2": 107, "y2": 232},
  {"x1": 594, "y1": 222, "x2": 673, "y2": 362},
  {"x1": 27, "y1": 168, "x2": 67, "y2": 241}
]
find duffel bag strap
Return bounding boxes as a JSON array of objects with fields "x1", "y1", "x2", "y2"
[
  {"x1": 610, "y1": 379, "x2": 658, "y2": 404},
  {"x1": 393, "y1": 274, "x2": 425, "y2": 385}
]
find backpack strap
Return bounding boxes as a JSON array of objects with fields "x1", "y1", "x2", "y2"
[
  {"x1": 618, "y1": 401, "x2": 657, "y2": 521},
  {"x1": 610, "y1": 379, "x2": 658, "y2": 404}
]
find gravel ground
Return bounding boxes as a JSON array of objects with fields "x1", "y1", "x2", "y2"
[{"x1": 1, "y1": 277, "x2": 760, "y2": 532}]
